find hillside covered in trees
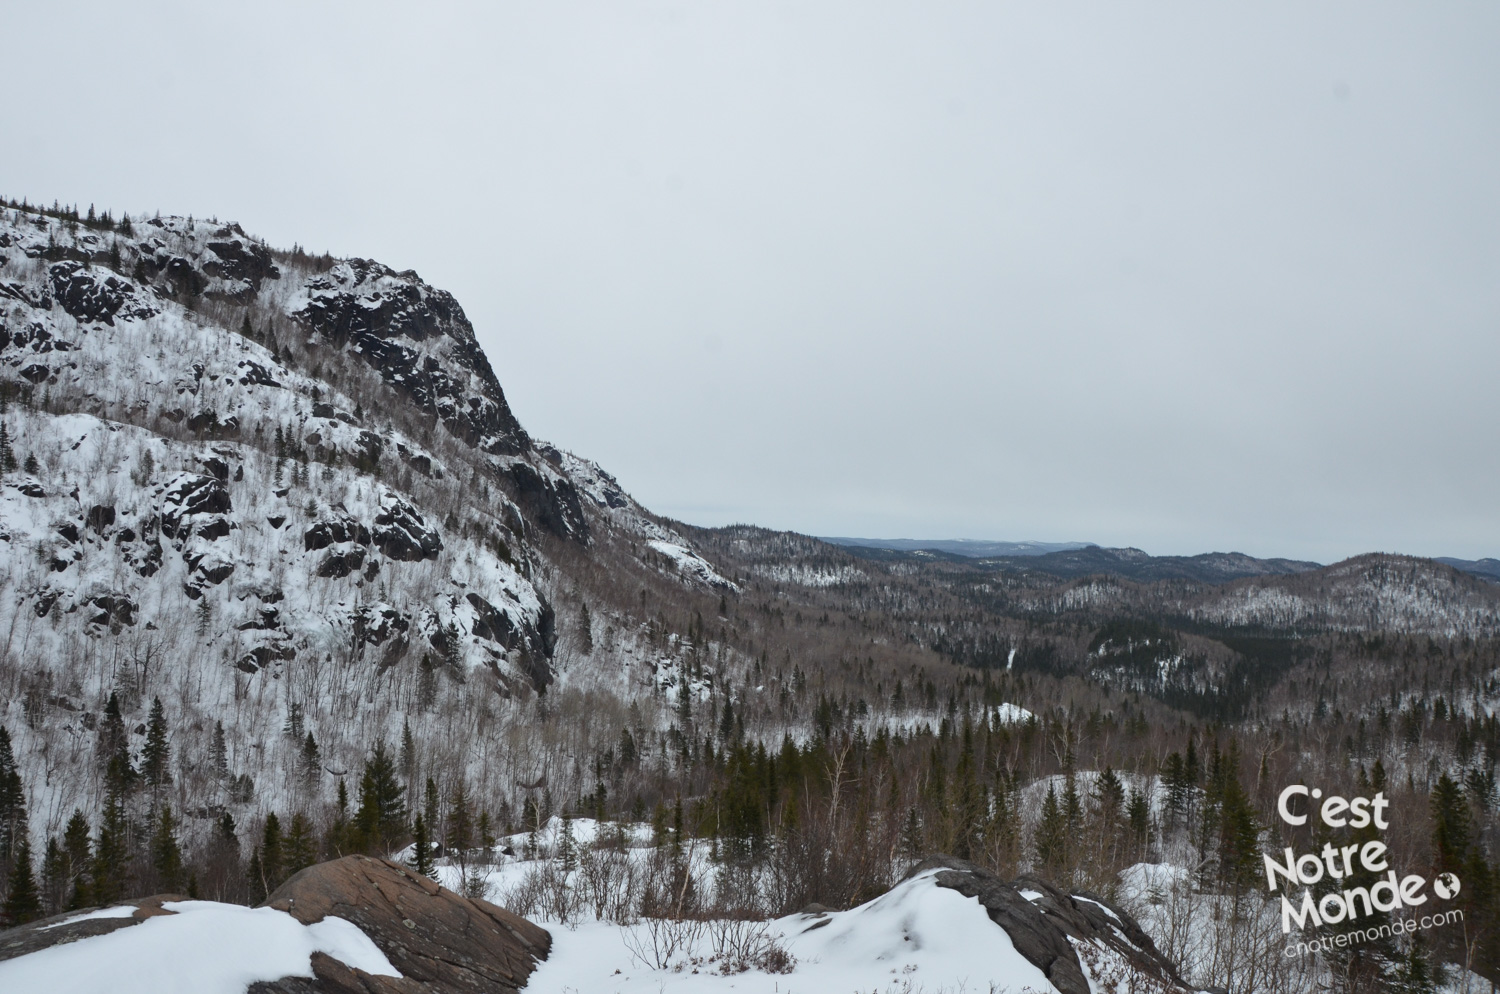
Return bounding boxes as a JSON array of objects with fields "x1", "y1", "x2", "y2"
[{"x1": 1, "y1": 199, "x2": 1497, "y2": 993}]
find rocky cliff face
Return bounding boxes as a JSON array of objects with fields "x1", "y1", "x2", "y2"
[{"x1": 0, "y1": 204, "x2": 735, "y2": 833}]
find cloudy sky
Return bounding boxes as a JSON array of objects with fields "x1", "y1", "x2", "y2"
[{"x1": 5, "y1": 3, "x2": 1497, "y2": 562}]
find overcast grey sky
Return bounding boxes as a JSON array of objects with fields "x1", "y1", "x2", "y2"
[{"x1": 5, "y1": 2, "x2": 1497, "y2": 562}]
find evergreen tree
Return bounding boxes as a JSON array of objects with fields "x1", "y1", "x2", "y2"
[
  {"x1": 424, "y1": 777, "x2": 440, "y2": 847},
  {"x1": 2, "y1": 837, "x2": 41, "y2": 925},
  {"x1": 40, "y1": 837, "x2": 67, "y2": 914},
  {"x1": 417, "y1": 655, "x2": 437, "y2": 712},
  {"x1": 0, "y1": 421, "x2": 16, "y2": 471},
  {"x1": 283, "y1": 702, "x2": 304, "y2": 740},
  {"x1": 210, "y1": 720, "x2": 229, "y2": 782},
  {"x1": 400, "y1": 720, "x2": 417, "y2": 788},
  {"x1": 447, "y1": 780, "x2": 474, "y2": 871},
  {"x1": 556, "y1": 815, "x2": 577, "y2": 872},
  {"x1": 355, "y1": 742, "x2": 407, "y2": 854},
  {"x1": 299, "y1": 732, "x2": 321, "y2": 792},
  {"x1": 0, "y1": 725, "x2": 26, "y2": 864},
  {"x1": 1035, "y1": 784, "x2": 1068, "y2": 877},
  {"x1": 97, "y1": 692, "x2": 135, "y2": 797},
  {"x1": 1431, "y1": 773, "x2": 1472, "y2": 875},
  {"x1": 283, "y1": 813, "x2": 317, "y2": 877},
  {"x1": 206, "y1": 813, "x2": 241, "y2": 902},
  {"x1": 1127, "y1": 789, "x2": 1151, "y2": 854},
  {"x1": 150, "y1": 806, "x2": 185, "y2": 893},
  {"x1": 578, "y1": 602, "x2": 594, "y2": 655},
  {"x1": 62, "y1": 809, "x2": 92, "y2": 909},
  {"x1": 326, "y1": 779, "x2": 351, "y2": 858},
  {"x1": 141, "y1": 697, "x2": 172, "y2": 790},
  {"x1": 92, "y1": 795, "x2": 130, "y2": 905},
  {"x1": 260, "y1": 812, "x2": 284, "y2": 895},
  {"x1": 410, "y1": 813, "x2": 436, "y2": 880}
]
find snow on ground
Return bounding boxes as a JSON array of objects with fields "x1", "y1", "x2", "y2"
[
  {"x1": 36, "y1": 904, "x2": 138, "y2": 930},
  {"x1": 648, "y1": 540, "x2": 740, "y2": 592},
  {"x1": 754, "y1": 563, "x2": 867, "y2": 588},
  {"x1": 519, "y1": 868, "x2": 1056, "y2": 994},
  {"x1": 0, "y1": 900, "x2": 398, "y2": 994}
]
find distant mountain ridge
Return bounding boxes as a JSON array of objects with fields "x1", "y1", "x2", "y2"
[
  {"x1": 822, "y1": 537, "x2": 1094, "y2": 557},
  {"x1": 828, "y1": 538, "x2": 1500, "y2": 586}
]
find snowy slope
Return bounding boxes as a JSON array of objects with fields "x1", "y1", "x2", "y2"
[
  {"x1": 0, "y1": 203, "x2": 741, "y2": 843},
  {"x1": 0, "y1": 900, "x2": 397, "y2": 994}
]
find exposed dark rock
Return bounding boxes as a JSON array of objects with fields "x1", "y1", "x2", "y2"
[
  {"x1": 305, "y1": 509, "x2": 371, "y2": 551},
  {"x1": 255, "y1": 856, "x2": 550, "y2": 994},
  {"x1": 466, "y1": 592, "x2": 518, "y2": 648},
  {"x1": 203, "y1": 238, "x2": 280, "y2": 300},
  {"x1": 48, "y1": 261, "x2": 158, "y2": 325},
  {"x1": 506, "y1": 462, "x2": 587, "y2": 541},
  {"x1": 903, "y1": 856, "x2": 1192, "y2": 994},
  {"x1": 373, "y1": 493, "x2": 441, "y2": 562},
  {"x1": 200, "y1": 456, "x2": 230, "y2": 482},
  {"x1": 317, "y1": 545, "x2": 366, "y2": 579},
  {"x1": 160, "y1": 475, "x2": 233, "y2": 539},
  {"x1": 237, "y1": 359, "x2": 280, "y2": 387},
  {"x1": 195, "y1": 558, "x2": 236, "y2": 585},
  {"x1": 293, "y1": 259, "x2": 530, "y2": 458},
  {"x1": 185, "y1": 409, "x2": 240, "y2": 437},
  {"x1": 354, "y1": 604, "x2": 409, "y2": 646},
  {"x1": 86, "y1": 503, "x2": 116, "y2": 534},
  {"x1": 86, "y1": 594, "x2": 137, "y2": 627}
]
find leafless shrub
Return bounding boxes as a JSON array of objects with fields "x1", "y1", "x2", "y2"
[
  {"x1": 578, "y1": 840, "x2": 638, "y2": 923},
  {"x1": 621, "y1": 914, "x2": 707, "y2": 970}
]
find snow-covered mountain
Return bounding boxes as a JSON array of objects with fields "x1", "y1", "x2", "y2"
[{"x1": 0, "y1": 204, "x2": 735, "y2": 835}]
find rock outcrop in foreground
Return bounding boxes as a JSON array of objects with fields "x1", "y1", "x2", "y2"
[
  {"x1": 255, "y1": 856, "x2": 550, "y2": 993},
  {"x1": 0, "y1": 856, "x2": 549, "y2": 994},
  {"x1": 906, "y1": 855, "x2": 1195, "y2": 994}
]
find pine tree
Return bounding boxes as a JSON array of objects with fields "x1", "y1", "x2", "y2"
[
  {"x1": 1431, "y1": 773, "x2": 1472, "y2": 875},
  {"x1": 299, "y1": 732, "x2": 321, "y2": 792},
  {"x1": 141, "y1": 697, "x2": 172, "y2": 789},
  {"x1": 1127, "y1": 789, "x2": 1151, "y2": 854},
  {"x1": 400, "y1": 720, "x2": 417, "y2": 788},
  {"x1": 0, "y1": 421, "x2": 16, "y2": 471},
  {"x1": 447, "y1": 780, "x2": 474, "y2": 871},
  {"x1": 150, "y1": 806, "x2": 185, "y2": 893},
  {"x1": 210, "y1": 720, "x2": 229, "y2": 781},
  {"x1": 283, "y1": 702, "x2": 304, "y2": 740},
  {"x1": 2, "y1": 837, "x2": 41, "y2": 925},
  {"x1": 98, "y1": 692, "x2": 135, "y2": 798},
  {"x1": 62, "y1": 809, "x2": 92, "y2": 909},
  {"x1": 556, "y1": 815, "x2": 577, "y2": 872},
  {"x1": 1035, "y1": 783, "x2": 1068, "y2": 878},
  {"x1": 355, "y1": 742, "x2": 407, "y2": 854},
  {"x1": 424, "y1": 777, "x2": 440, "y2": 847},
  {"x1": 40, "y1": 837, "x2": 67, "y2": 915},
  {"x1": 92, "y1": 796, "x2": 130, "y2": 904},
  {"x1": 410, "y1": 813, "x2": 436, "y2": 880},
  {"x1": 0, "y1": 725, "x2": 26, "y2": 864},
  {"x1": 417, "y1": 655, "x2": 437, "y2": 712},
  {"x1": 255, "y1": 812, "x2": 284, "y2": 899},
  {"x1": 283, "y1": 813, "x2": 317, "y2": 877},
  {"x1": 326, "y1": 779, "x2": 351, "y2": 858},
  {"x1": 578, "y1": 602, "x2": 594, "y2": 655}
]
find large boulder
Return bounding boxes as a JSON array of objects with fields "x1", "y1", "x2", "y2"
[
  {"x1": 0, "y1": 858, "x2": 548, "y2": 994},
  {"x1": 904, "y1": 855, "x2": 1193, "y2": 994},
  {"x1": 255, "y1": 856, "x2": 550, "y2": 993}
]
